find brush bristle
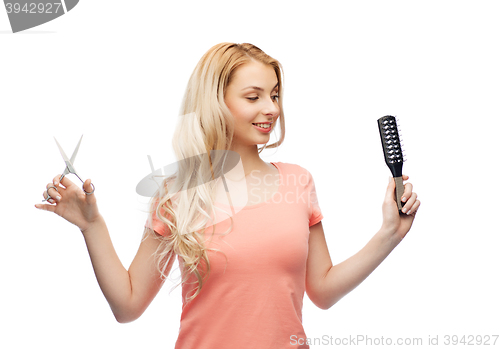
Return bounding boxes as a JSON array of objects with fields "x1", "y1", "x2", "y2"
[{"x1": 379, "y1": 116, "x2": 403, "y2": 164}]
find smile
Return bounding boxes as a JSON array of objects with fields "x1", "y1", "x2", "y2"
[
  {"x1": 252, "y1": 123, "x2": 273, "y2": 133},
  {"x1": 252, "y1": 123, "x2": 271, "y2": 128}
]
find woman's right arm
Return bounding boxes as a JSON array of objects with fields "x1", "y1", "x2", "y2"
[
  {"x1": 82, "y1": 219, "x2": 173, "y2": 323},
  {"x1": 36, "y1": 175, "x2": 175, "y2": 323}
]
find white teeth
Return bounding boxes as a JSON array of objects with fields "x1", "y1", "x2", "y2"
[{"x1": 253, "y1": 123, "x2": 271, "y2": 128}]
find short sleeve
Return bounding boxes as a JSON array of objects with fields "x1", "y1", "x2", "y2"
[
  {"x1": 306, "y1": 169, "x2": 323, "y2": 227},
  {"x1": 145, "y1": 199, "x2": 171, "y2": 237}
]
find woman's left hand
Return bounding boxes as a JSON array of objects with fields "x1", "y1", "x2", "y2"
[{"x1": 381, "y1": 175, "x2": 420, "y2": 241}]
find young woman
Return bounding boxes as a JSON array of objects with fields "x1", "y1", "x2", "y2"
[{"x1": 35, "y1": 43, "x2": 420, "y2": 348}]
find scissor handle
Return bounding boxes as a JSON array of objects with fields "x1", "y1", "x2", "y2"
[{"x1": 83, "y1": 182, "x2": 95, "y2": 195}]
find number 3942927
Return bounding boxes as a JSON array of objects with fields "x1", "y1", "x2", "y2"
[{"x1": 5, "y1": 3, "x2": 63, "y2": 14}]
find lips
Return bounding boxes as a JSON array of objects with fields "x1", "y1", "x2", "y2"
[
  {"x1": 252, "y1": 122, "x2": 272, "y2": 129},
  {"x1": 252, "y1": 123, "x2": 272, "y2": 133}
]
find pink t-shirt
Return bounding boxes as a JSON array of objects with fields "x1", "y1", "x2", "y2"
[{"x1": 146, "y1": 162, "x2": 323, "y2": 349}]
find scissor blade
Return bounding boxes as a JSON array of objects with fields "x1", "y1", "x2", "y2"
[
  {"x1": 70, "y1": 135, "x2": 83, "y2": 164},
  {"x1": 54, "y1": 137, "x2": 70, "y2": 162},
  {"x1": 64, "y1": 160, "x2": 77, "y2": 174},
  {"x1": 54, "y1": 137, "x2": 77, "y2": 174}
]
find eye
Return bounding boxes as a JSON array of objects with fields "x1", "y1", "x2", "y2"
[
  {"x1": 272, "y1": 95, "x2": 279, "y2": 101},
  {"x1": 246, "y1": 97, "x2": 258, "y2": 101}
]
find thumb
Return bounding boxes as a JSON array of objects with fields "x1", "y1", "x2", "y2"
[
  {"x1": 385, "y1": 176, "x2": 396, "y2": 201},
  {"x1": 83, "y1": 179, "x2": 95, "y2": 197}
]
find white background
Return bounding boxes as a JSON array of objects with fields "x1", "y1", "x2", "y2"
[{"x1": 1, "y1": 1, "x2": 499, "y2": 348}]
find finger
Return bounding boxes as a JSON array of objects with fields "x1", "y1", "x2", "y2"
[
  {"x1": 406, "y1": 198, "x2": 420, "y2": 215},
  {"x1": 402, "y1": 174, "x2": 409, "y2": 181},
  {"x1": 59, "y1": 175, "x2": 75, "y2": 189},
  {"x1": 42, "y1": 190, "x2": 55, "y2": 203},
  {"x1": 84, "y1": 178, "x2": 92, "y2": 191},
  {"x1": 54, "y1": 175, "x2": 67, "y2": 189},
  {"x1": 35, "y1": 203, "x2": 57, "y2": 212},
  {"x1": 401, "y1": 182, "x2": 413, "y2": 203},
  {"x1": 83, "y1": 179, "x2": 96, "y2": 199},
  {"x1": 45, "y1": 183, "x2": 61, "y2": 201},
  {"x1": 42, "y1": 192, "x2": 56, "y2": 204},
  {"x1": 53, "y1": 174, "x2": 62, "y2": 186},
  {"x1": 402, "y1": 192, "x2": 418, "y2": 214}
]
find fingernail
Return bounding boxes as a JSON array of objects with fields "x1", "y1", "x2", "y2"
[
  {"x1": 406, "y1": 210, "x2": 412, "y2": 215},
  {"x1": 56, "y1": 196, "x2": 61, "y2": 201},
  {"x1": 401, "y1": 207, "x2": 407, "y2": 213},
  {"x1": 402, "y1": 197, "x2": 407, "y2": 202}
]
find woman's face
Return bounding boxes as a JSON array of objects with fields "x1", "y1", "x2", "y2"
[{"x1": 224, "y1": 60, "x2": 280, "y2": 148}]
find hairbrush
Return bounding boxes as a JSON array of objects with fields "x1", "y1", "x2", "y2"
[{"x1": 377, "y1": 115, "x2": 406, "y2": 213}]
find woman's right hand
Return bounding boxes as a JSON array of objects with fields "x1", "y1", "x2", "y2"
[{"x1": 35, "y1": 174, "x2": 101, "y2": 233}]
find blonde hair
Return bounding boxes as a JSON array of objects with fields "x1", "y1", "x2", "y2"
[{"x1": 148, "y1": 42, "x2": 286, "y2": 303}]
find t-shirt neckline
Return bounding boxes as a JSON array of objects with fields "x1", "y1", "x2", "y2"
[
  {"x1": 240, "y1": 161, "x2": 283, "y2": 210},
  {"x1": 214, "y1": 161, "x2": 284, "y2": 211}
]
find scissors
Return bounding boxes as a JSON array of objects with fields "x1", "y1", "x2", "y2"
[{"x1": 42, "y1": 135, "x2": 95, "y2": 202}]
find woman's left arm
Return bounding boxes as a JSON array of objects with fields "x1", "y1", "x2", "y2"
[{"x1": 305, "y1": 175, "x2": 420, "y2": 310}]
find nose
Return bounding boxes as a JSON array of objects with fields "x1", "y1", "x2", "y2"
[{"x1": 262, "y1": 97, "x2": 280, "y2": 118}]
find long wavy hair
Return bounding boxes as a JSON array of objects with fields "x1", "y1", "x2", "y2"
[{"x1": 147, "y1": 42, "x2": 286, "y2": 303}]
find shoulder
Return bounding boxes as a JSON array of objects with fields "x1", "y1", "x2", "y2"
[
  {"x1": 273, "y1": 161, "x2": 314, "y2": 177},
  {"x1": 272, "y1": 162, "x2": 318, "y2": 190}
]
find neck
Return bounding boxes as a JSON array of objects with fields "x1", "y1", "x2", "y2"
[{"x1": 229, "y1": 142, "x2": 269, "y2": 176}]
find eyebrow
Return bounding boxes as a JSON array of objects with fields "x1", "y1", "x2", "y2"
[{"x1": 242, "y1": 82, "x2": 279, "y2": 92}]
